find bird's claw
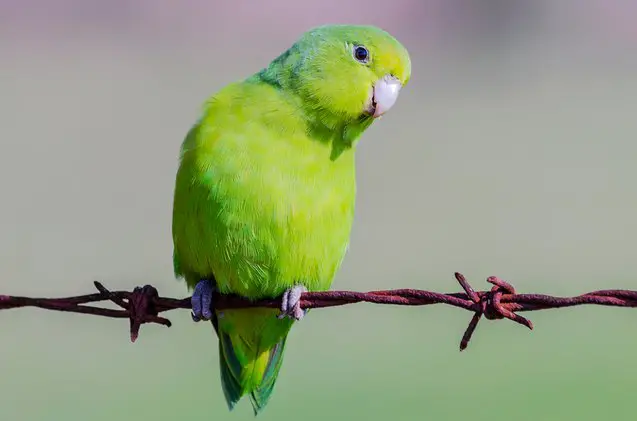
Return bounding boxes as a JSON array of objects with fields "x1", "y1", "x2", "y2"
[
  {"x1": 191, "y1": 279, "x2": 216, "y2": 322},
  {"x1": 278, "y1": 285, "x2": 307, "y2": 321}
]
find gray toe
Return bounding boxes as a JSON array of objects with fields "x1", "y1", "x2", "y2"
[
  {"x1": 280, "y1": 288, "x2": 291, "y2": 314},
  {"x1": 191, "y1": 279, "x2": 215, "y2": 322}
]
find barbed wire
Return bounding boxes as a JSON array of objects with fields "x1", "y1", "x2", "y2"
[{"x1": 1, "y1": 272, "x2": 636, "y2": 349}]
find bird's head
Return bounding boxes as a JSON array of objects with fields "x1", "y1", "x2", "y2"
[
  {"x1": 292, "y1": 24, "x2": 411, "y2": 124},
  {"x1": 257, "y1": 25, "x2": 411, "y2": 147}
]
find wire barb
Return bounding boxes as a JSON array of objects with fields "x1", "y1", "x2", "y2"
[{"x1": 1, "y1": 273, "x2": 636, "y2": 350}]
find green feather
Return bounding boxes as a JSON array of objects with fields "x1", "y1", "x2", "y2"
[
  {"x1": 248, "y1": 337, "x2": 287, "y2": 414},
  {"x1": 219, "y1": 334, "x2": 242, "y2": 410}
]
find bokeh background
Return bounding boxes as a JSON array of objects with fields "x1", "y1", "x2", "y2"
[{"x1": 2, "y1": 1, "x2": 637, "y2": 420}]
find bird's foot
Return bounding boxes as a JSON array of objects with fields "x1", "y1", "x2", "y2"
[
  {"x1": 277, "y1": 285, "x2": 308, "y2": 321},
  {"x1": 191, "y1": 279, "x2": 216, "y2": 322}
]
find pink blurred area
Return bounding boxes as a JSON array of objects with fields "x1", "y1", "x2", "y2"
[
  {"x1": 0, "y1": 0, "x2": 432, "y2": 42},
  {"x1": 1, "y1": 0, "x2": 636, "y2": 51}
]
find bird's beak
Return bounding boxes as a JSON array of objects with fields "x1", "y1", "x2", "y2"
[{"x1": 367, "y1": 75, "x2": 402, "y2": 118}]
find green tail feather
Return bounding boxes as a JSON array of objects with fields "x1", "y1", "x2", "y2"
[
  {"x1": 248, "y1": 339, "x2": 287, "y2": 412},
  {"x1": 218, "y1": 329, "x2": 288, "y2": 415},
  {"x1": 218, "y1": 333, "x2": 243, "y2": 410}
]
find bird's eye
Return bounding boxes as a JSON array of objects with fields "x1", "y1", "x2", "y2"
[{"x1": 353, "y1": 46, "x2": 369, "y2": 63}]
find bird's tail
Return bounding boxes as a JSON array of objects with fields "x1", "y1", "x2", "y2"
[{"x1": 218, "y1": 327, "x2": 288, "y2": 415}]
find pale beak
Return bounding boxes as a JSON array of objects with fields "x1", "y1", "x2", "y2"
[{"x1": 368, "y1": 75, "x2": 402, "y2": 118}]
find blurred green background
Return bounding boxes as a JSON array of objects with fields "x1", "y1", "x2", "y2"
[{"x1": 1, "y1": 1, "x2": 636, "y2": 420}]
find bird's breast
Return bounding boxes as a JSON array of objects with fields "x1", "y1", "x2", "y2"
[{"x1": 211, "y1": 144, "x2": 357, "y2": 298}]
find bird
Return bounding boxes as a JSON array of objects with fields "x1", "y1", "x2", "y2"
[{"x1": 171, "y1": 24, "x2": 411, "y2": 415}]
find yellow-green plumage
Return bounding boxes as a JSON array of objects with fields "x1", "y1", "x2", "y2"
[{"x1": 172, "y1": 24, "x2": 410, "y2": 414}]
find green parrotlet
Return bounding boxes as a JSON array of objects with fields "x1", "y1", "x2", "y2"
[{"x1": 172, "y1": 24, "x2": 411, "y2": 414}]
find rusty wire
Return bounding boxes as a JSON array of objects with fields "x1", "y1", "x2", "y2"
[{"x1": 1, "y1": 272, "x2": 636, "y2": 349}]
